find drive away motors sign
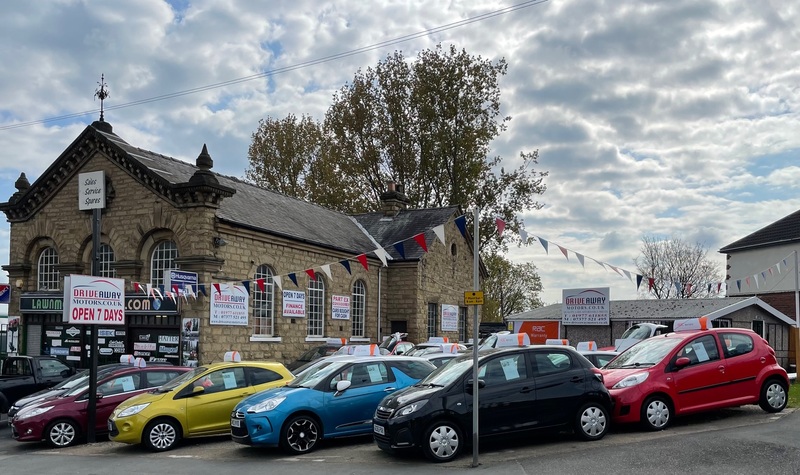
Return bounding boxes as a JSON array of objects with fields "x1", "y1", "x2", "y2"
[{"x1": 63, "y1": 275, "x2": 126, "y2": 325}]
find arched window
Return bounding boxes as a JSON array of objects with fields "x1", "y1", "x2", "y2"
[
  {"x1": 98, "y1": 243, "x2": 117, "y2": 278},
  {"x1": 37, "y1": 247, "x2": 60, "y2": 291},
  {"x1": 352, "y1": 280, "x2": 366, "y2": 337},
  {"x1": 307, "y1": 277, "x2": 325, "y2": 337},
  {"x1": 253, "y1": 265, "x2": 275, "y2": 336},
  {"x1": 150, "y1": 240, "x2": 178, "y2": 287}
]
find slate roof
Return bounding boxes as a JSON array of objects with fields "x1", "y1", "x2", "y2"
[
  {"x1": 97, "y1": 127, "x2": 457, "y2": 258},
  {"x1": 720, "y1": 208, "x2": 800, "y2": 253},
  {"x1": 507, "y1": 296, "x2": 795, "y2": 325}
]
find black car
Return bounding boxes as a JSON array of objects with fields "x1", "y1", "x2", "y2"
[{"x1": 372, "y1": 345, "x2": 613, "y2": 462}]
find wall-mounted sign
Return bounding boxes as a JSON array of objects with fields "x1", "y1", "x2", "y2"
[
  {"x1": 0, "y1": 284, "x2": 9, "y2": 304},
  {"x1": 331, "y1": 295, "x2": 350, "y2": 320},
  {"x1": 165, "y1": 269, "x2": 198, "y2": 295},
  {"x1": 282, "y1": 290, "x2": 306, "y2": 318},
  {"x1": 209, "y1": 283, "x2": 249, "y2": 326},
  {"x1": 21, "y1": 294, "x2": 179, "y2": 315},
  {"x1": 64, "y1": 275, "x2": 125, "y2": 325},
  {"x1": 441, "y1": 304, "x2": 459, "y2": 332},
  {"x1": 561, "y1": 287, "x2": 610, "y2": 326},
  {"x1": 78, "y1": 170, "x2": 106, "y2": 210}
]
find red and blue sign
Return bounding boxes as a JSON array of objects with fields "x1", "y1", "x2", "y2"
[{"x1": 0, "y1": 284, "x2": 9, "y2": 304}]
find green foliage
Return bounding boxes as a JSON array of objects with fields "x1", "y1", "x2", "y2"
[{"x1": 790, "y1": 382, "x2": 800, "y2": 408}]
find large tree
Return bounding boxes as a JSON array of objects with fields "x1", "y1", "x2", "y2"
[
  {"x1": 633, "y1": 235, "x2": 723, "y2": 299},
  {"x1": 482, "y1": 253, "x2": 544, "y2": 321}
]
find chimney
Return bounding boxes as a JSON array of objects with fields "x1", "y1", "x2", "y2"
[{"x1": 380, "y1": 180, "x2": 410, "y2": 217}]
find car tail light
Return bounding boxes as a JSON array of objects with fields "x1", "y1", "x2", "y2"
[{"x1": 591, "y1": 368, "x2": 604, "y2": 383}]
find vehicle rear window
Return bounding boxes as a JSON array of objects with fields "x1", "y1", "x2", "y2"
[
  {"x1": 721, "y1": 333, "x2": 754, "y2": 358},
  {"x1": 249, "y1": 367, "x2": 284, "y2": 385}
]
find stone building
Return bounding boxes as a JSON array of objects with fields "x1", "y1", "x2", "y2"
[{"x1": 0, "y1": 119, "x2": 481, "y2": 368}]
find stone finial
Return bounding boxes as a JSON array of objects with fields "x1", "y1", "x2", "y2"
[
  {"x1": 196, "y1": 144, "x2": 213, "y2": 171},
  {"x1": 187, "y1": 144, "x2": 219, "y2": 186},
  {"x1": 15, "y1": 172, "x2": 30, "y2": 192}
]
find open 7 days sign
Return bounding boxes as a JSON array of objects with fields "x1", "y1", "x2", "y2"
[{"x1": 63, "y1": 275, "x2": 126, "y2": 325}]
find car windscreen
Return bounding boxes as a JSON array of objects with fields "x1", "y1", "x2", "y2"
[
  {"x1": 287, "y1": 360, "x2": 350, "y2": 388},
  {"x1": 417, "y1": 356, "x2": 475, "y2": 387},
  {"x1": 605, "y1": 337, "x2": 683, "y2": 368},
  {"x1": 156, "y1": 366, "x2": 208, "y2": 392},
  {"x1": 619, "y1": 324, "x2": 655, "y2": 340}
]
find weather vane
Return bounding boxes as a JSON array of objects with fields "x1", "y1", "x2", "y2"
[{"x1": 94, "y1": 74, "x2": 109, "y2": 121}]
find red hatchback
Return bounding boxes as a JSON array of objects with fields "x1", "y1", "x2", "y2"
[
  {"x1": 11, "y1": 365, "x2": 190, "y2": 447},
  {"x1": 601, "y1": 327, "x2": 789, "y2": 430}
]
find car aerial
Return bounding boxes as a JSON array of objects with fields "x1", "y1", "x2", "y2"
[
  {"x1": 286, "y1": 338, "x2": 347, "y2": 372},
  {"x1": 11, "y1": 361, "x2": 190, "y2": 447},
  {"x1": 601, "y1": 320, "x2": 790, "y2": 431},
  {"x1": 109, "y1": 352, "x2": 293, "y2": 452},
  {"x1": 231, "y1": 355, "x2": 436, "y2": 454},
  {"x1": 373, "y1": 344, "x2": 612, "y2": 463}
]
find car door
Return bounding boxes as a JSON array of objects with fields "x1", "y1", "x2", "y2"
[
  {"x1": 92, "y1": 372, "x2": 143, "y2": 433},
  {"x1": 321, "y1": 361, "x2": 395, "y2": 436},
  {"x1": 531, "y1": 349, "x2": 588, "y2": 428},
  {"x1": 185, "y1": 367, "x2": 252, "y2": 435},
  {"x1": 672, "y1": 334, "x2": 725, "y2": 412},
  {"x1": 717, "y1": 332, "x2": 760, "y2": 402},
  {"x1": 476, "y1": 351, "x2": 535, "y2": 436}
]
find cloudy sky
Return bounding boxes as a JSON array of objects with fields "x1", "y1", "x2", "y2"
[{"x1": 1, "y1": 0, "x2": 799, "y2": 315}]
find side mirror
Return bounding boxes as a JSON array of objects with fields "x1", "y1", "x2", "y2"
[
  {"x1": 466, "y1": 379, "x2": 486, "y2": 392},
  {"x1": 335, "y1": 380, "x2": 352, "y2": 393},
  {"x1": 192, "y1": 385, "x2": 206, "y2": 395},
  {"x1": 675, "y1": 357, "x2": 691, "y2": 369},
  {"x1": 96, "y1": 393, "x2": 104, "y2": 400},
  {"x1": 61, "y1": 369, "x2": 73, "y2": 378}
]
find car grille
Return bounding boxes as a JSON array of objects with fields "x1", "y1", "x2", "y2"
[
  {"x1": 230, "y1": 410, "x2": 249, "y2": 439},
  {"x1": 374, "y1": 406, "x2": 393, "y2": 421},
  {"x1": 108, "y1": 419, "x2": 119, "y2": 437},
  {"x1": 232, "y1": 410, "x2": 246, "y2": 419}
]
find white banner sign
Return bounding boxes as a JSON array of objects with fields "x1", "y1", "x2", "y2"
[
  {"x1": 331, "y1": 295, "x2": 351, "y2": 320},
  {"x1": 78, "y1": 171, "x2": 106, "y2": 210},
  {"x1": 210, "y1": 284, "x2": 249, "y2": 326},
  {"x1": 562, "y1": 287, "x2": 610, "y2": 325},
  {"x1": 441, "y1": 304, "x2": 459, "y2": 332},
  {"x1": 282, "y1": 290, "x2": 306, "y2": 317},
  {"x1": 64, "y1": 275, "x2": 125, "y2": 325}
]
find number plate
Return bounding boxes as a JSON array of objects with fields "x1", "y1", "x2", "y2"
[
  {"x1": 231, "y1": 418, "x2": 241, "y2": 428},
  {"x1": 107, "y1": 420, "x2": 112, "y2": 431},
  {"x1": 373, "y1": 424, "x2": 385, "y2": 435}
]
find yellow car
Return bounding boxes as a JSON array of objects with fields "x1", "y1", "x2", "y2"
[{"x1": 108, "y1": 359, "x2": 292, "y2": 451}]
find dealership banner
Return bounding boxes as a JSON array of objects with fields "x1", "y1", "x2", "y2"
[
  {"x1": 561, "y1": 287, "x2": 610, "y2": 325},
  {"x1": 0, "y1": 284, "x2": 10, "y2": 304},
  {"x1": 282, "y1": 290, "x2": 306, "y2": 317},
  {"x1": 513, "y1": 320, "x2": 561, "y2": 343},
  {"x1": 441, "y1": 304, "x2": 459, "y2": 332},
  {"x1": 210, "y1": 284, "x2": 249, "y2": 326},
  {"x1": 331, "y1": 295, "x2": 350, "y2": 320},
  {"x1": 63, "y1": 275, "x2": 126, "y2": 325}
]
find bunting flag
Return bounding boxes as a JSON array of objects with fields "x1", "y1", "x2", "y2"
[
  {"x1": 305, "y1": 269, "x2": 317, "y2": 281},
  {"x1": 374, "y1": 248, "x2": 390, "y2": 267},
  {"x1": 674, "y1": 281, "x2": 681, "y2": 293},
  {"x1": 213, "y1": 283, "x2": 222, "y2": 295},
  {"x1": 454, "y1": 215, "x2": 467, "y2": 237},
  {"x1": 134, "y1": 282, "x2": 146, "y2": 294},
  {"x1": 608, "y1": 265, "x2": 623, "y2": 277},
  {"x1": 538, "y1": 237, "x2": 549, "y2": 254},
  {"x1": 761, "y1": 271, "x2": 767, "y2": 281},
  {"x1": 707, "y1": 283, "x2": 712, "y2": 294},
  {"x1": 273, "y1": 275, "x2": 283, "y2": 290},
  {"x1": 256, "y1": 278, "x2": 266, "y2": 292},
  {"x1": 622, "y1": 269, "x2": 632, "y2": 282},
  {"x1": 356, "y1": 254, "x2": 369, "y2": 271},
  {"x1": 557, "y1": 245, "x2": 569, "y2": 260},
  {"x1": 636, "y1": 274, "x2": 643, "y2": 290},
  {"x1": 172, "y1": 284, "x2": 179, "y2": 294},
  {"x1": 393, "y1": 242, "x2": 406, "y2": 259},
  {"x1": 433, "y1": 224, "x2": 446, "y2": 246},
  {"x1": 745, "y1": 276, "x2": 751, "y2": 288},
  {"x1": 185, "y1": 285, "x2": 196, "y2": 299},
  {"x1": 591, "y1": 258, "x2": 606, "y2": 270},
  {"x1": 146, "y1": 284, "x2": 163, "y2": 300},
  {"x1": 198, "y1": 284, "x2": 207, "y2": 297},
  {"x1": 340, "y1": 259, "x2": 352, "y2": 275},
  {"x1": 717, "y1": 282, "x2": 722, "y2": 293},
  {"x1": 320, "y1": 264, "x2": 332, "y2": 280},
  {"x1": 648, "y1": 278, "x2": 655, "y2": 291},
  {"x1": 685, "y1": 283, "x2": 693, "y2": 295},
  {"x1": 413, "y1": 233, "x2": 428, "y2": 252},
  {"x1": 519, "y1": 228, "x2": 528, "y2": 244},
  {"x1": 576, "y1": 252, "x2": 585, "y2": 268},
  {"x1": 288, "y1": 273, "x2": 298, "y2": 286},
  {"x1": 736, "y1": 280, "x2": 741, "y2": 291},
  {"x1": 495, "y1": 217, "x2": 506, "y2": 237},
  {"x1": 166, "y1": 291, "x2": 176, "y2": 304},
  {"x1": 242, "y1": 280, "x2": 251, "y2": 294},
  {"x1": 754, "y1": 274, "x2": 760, "y2": 289}
]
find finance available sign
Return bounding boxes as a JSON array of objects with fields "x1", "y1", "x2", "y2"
[{"x1": 63, "y1": 275, "x2": 126, "y2": 325}]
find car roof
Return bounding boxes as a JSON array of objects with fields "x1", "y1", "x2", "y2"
[{"x1": 202, "y1": 360, "x2": 289, "y2": 370}]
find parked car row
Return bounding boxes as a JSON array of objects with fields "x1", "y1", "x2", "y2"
[{"x1": 7, "y1": 323, "x2": 790, "y2": 465}]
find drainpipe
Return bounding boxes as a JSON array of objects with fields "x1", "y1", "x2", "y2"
[{"x1": 377, "y1": 267, "x2": 382, "y2": 342}]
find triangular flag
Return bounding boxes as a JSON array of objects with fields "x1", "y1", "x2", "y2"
[
  {"x1": 674, "y1": 281, "x2": 681, "y2": 293},
  {"x1": 636, "y1": 274, "x2": 643, "y2": 290},
  {"x1": 413, "y1": 233, "x2": 428, "y2": 252},
  {"x1": 495, "y1": 217, "x2": 506, "y2": 237},
  {"x1": 273, "y1": 275, "x2": 283, "y2": 290},
  {"x1": 213, "y1": 283, "x2": 222, "y2": 296},
  {"x1": 172, "y1": 284, "x2": 179, "y2": 294},
  {"x1": 761, "y1": 271, "x2": 767, "y2": 281},
  {"x1": 609, "y1": 265, "x2": 623, "y2": 277},
  {"x1": 576, "y1": 252, "x2": 585, "y2": 268},
  {"x1": 340, "y1": 260, "x2": 352, "y2": 275},
  {"x1": 777, "y1": 261, "x2": 783, "y2": 274},
  {"x1": 166, "y1": 291, "x2": 176, "y2": 304},
  {"x1": 256, "y1": 278, "x2": 265, "y2": 292},
  {"x1": 374, "y1": 248, "x2": 389, "y2": 267},
  {"x1": 134, "y1": 282, "x2": 145, "y2": 294},
  {"x1": 745, "y1": 277, "x2": 751, "y2": 287},
  {"x1": 242, "y1": 280, "x2": 251, "y2": 294},
  {"x1": 557, "y1": 245, "x2": 569, "y2": 260},
  {"x1": 288, "y1": 273, "x2": 298, "y2": 286},
  {"x1": 186, "y1": 285, "x2": 196, "y2": 300},
  {"x1": 754, "y1": 274, "x2": 759, "y2": 289},
  {"x1": 305, "y1": 269, "x2": 317, "y2": 281},
  {"x1": 592, "y1": 258, "x2": 606, "y2": 270},
  {"x1": 454, "y1": 215, "x2": 467, "y2": 237},
  {"x1": 648, "y1": 278, "x2": 654, "y2": 291},
  {"x1": 198, "y1": 284, "x2": 207, "y2": 296},
  {"x1": 538, "y1": 237, "x2": 549, "y2": 254},
  {"x1": 736, "y1": 280, "x2": 741, "y2": 291},
  {"x1": 320, "y1": 264, "x2": 332, "y2": 280},
  {"x1": 622, "y1": 269, "x2": 632, "y2": 281},
  {"x1": 717, "y1": 282, "x2": 722, "y2": 293},
  {"x1": 519, "y1": 228, "x2": 528, "y2": 244},
  {"x1": 393, "y1": 242, "x2": 406, "y2": 259},
  {"x1": 707, "y1": 283, "x2": 712, "y2": 293},
  {"x1": 685, "y1": 283, "x2": 693, "y2": 295},
  {"x1": 357, "y1": 254, "x2": 369, "y2": 271},
  {"x1": 769, "y1": 267, "x2": 774, "y2": 276},
  {"x1": 433, "y1": 224, "x2": 446, "y2": 246}
]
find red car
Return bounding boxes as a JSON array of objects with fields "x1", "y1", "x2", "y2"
[
  {"x1": 601, "y1": 326, "x2": 789, "y2": 430},
  {"x1": 11, "y1": 364, "x2": 190, "y2": 447}
]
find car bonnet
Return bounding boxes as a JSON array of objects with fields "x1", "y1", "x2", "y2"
[
  {"x1": 381, "y1": 384, "x2": 442, "y2": 409},
  {"x1": 236, "y1": 386, "x2": 307, "y2": 411},
  {"x1": 600, "y1": 367, "x2": 652, "y2": 388}
]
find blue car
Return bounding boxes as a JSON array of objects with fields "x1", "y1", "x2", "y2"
[{"x1": 230, "y1": 355, "x2": 436, "y2": 454}]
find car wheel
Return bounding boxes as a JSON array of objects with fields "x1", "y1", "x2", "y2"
[
  {"x1": 143, "y1": 418, "x2": 181, "y2": 452},
  {"x1": 640, "y1": 396, "x2": 671, "y2": 431},
  {"x1": 281, "y1": 415, "x2": 321, "y2": 454},
  {"x1": 759, "y1": 378, "x2": 788, "y2": 413},
  {"x1": 422, "y1": 421, "x2": 462, "y2": 463},
  {"x1": 46, "y1": 419, "x2": 80, "y2": 447},
  {"x1": 574, "y1": 402, "x2": 609, "y2": 441}
]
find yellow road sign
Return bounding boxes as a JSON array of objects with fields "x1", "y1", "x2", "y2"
[{"x1": 464, "y1": 291, "x2": 484, "y2": 305}]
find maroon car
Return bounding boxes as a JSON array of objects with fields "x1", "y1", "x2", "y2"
[{"x1": 11, "y1": 364, "x2": 190, "y2": 447}]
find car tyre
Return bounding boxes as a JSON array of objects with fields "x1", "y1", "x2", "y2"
[
  {"x1": 640, "y1": 396, "x2": 671, "y2": 431},
  {"x1": 280, "y1": 415, "x2": 321, "y2": 454},
  {"x1": 46, "y1": 419, "x2": 81, "y2": 447},
  {"x1": 143, "y1": 418, "x2": 181, "y2": 452},
  {"x1": 422, "y1": 420, "x2": 462, "y2": 463},
  {"x1": 574, "y1": 402, "x2": 609, "y2": 441},
  {"x1": 759, "y1": 378, "x2": 788, "y2": 413}
]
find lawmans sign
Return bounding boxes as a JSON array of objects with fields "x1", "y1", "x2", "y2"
[
  {"x1": 561, "y1": 287, "x2": 610, "y2": 326},
  {"x1": 63, "y1": 275, "x2": 126, "y2": 325}
]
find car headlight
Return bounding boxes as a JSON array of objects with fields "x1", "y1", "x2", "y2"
[
  {"x1": 117, "y1": 403, "x2": 151, "y2": 418},
  {"x1": 612, "y1": 372, "x2": 649, "y2": 389},
  {"x1": 393, "y1": 400, "x2": 428, "y2": 418},
  {"x1": 16, "y1": 405, "x2": 54, "y2": 420},
  {"x1": 247, "y1": 396, "x2": 286, "y2": 413}
]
